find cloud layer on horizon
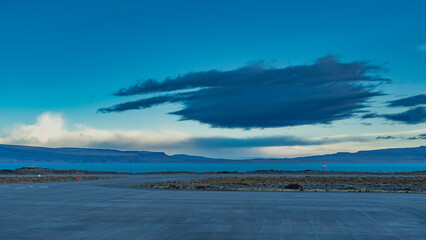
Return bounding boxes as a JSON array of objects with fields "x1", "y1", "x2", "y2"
[
  {"x1": 0, "y1": 112, "x2": 189, "y2": 150},
  {"x1": 0, "y1": 112, "x2": 372, "y2": 155},
  {"x1": 376, "y1": 133, "x2": 426, "y2": 140},
  {"x1": 99, "y1": 55, "x2": 386, "y2": 129},
  {"x1": 1, "y1": 112, "x2": 424, "y2": 158}
]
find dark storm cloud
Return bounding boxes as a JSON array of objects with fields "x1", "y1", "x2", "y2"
[
  {"x1": 98, "y1": 93, "x2": 193, "y2": 113},
  {"x1": 406, "y1": 133, "x2": 426, "y2": 140},
  {"x1": 361, "y1": 113, "x2": 378, "y2": 119},
  {"x1": 384, "y1": 94, "x2": 426, "y2": 124},
  {"x1": 388, "y1": 94, "x2": 426, "y2": 107},
  {"x1": 362, "y1": 94, "x2": 426, "y2": 124},
  {"x1": 382, "y1": 107, "x2": 426, "y2": 124},
  {"x1": 374, "y1": 134, "x2": 426, "y2": 141},
  {"x1": 100, "y1": 55, "x2": 386, "y2": 129},
  {"x1": 419, "y1": 133, "x2": 426, "y2": 139},
  {"x1": 376, "y1": 136, "x2": 396, "y2": 140}
]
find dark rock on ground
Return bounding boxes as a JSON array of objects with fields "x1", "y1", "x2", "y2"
[{"x1": 138, "y1": 175, "x2": 426, "y2": 193}]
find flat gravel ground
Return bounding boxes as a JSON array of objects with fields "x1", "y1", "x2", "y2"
[
  {"x1": 0, "y1": 176, "x2": 107, "y2": 184},
  {"x1": 138, "y1": 175, "x2": 426, "y2": 193},
  {"x1": 0, "y1": 174, "x2": 425, "y2": 240}
]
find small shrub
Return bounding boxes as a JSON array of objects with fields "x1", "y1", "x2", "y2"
[{"x1": 285, "y1": 183, "x2": 303, "y2": 190}]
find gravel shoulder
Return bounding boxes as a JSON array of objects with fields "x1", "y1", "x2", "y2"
[
  {"x1": 0, "y1": 176, "x2": 108, "y2": 184},
  {"x1": 137, "y1": 175, "x2": 426, "y2": 193},
  {"x1": 1, "y1": 166, "x2": 425, "y2": 176}
]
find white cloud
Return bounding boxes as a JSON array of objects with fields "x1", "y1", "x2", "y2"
[
  {"x1": 419, "y1": 44, "x2": 426, "y2": 52},
  {"x1": 0, "y1": 112, "x2": 190, "y2": 150},
  {"x1": 0, "y1": 112, "x2": 423, "y2": 158},
  {"x1": 256, "y1": 128, "x2": 426, "y2": 158}
]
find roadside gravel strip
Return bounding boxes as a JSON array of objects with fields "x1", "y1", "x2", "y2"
[
  {"x1": 138, "y1": 176, "x2": 426, "y2": 193},
  {"x1": 0, "y1": 176, "x2": 108, "y2": 184}
]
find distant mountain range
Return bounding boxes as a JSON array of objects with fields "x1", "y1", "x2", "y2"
[{"x1": 0, "y1": 144, "x2": 425, "y2": 163}]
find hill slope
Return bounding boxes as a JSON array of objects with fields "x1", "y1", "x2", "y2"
[{"x1": 0, "y1": 144, "x2": 424, "y2": 163}]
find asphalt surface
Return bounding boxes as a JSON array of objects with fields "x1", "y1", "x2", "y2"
[{"x1": 0, "y1": 174, "x2": 425, "y2": 240}]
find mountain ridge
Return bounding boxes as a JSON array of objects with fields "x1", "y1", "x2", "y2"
[{"x1": 0, "y1": 144, "x2": 425, "y2": 163}]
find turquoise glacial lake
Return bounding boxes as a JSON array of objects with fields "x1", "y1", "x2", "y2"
[{"x1": 0, "y1": 163, "x2": 425, "y2": 173}]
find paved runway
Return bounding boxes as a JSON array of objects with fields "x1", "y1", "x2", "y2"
[{"x1": 0, "y1": 175, "x2": 425, "y2": 240}]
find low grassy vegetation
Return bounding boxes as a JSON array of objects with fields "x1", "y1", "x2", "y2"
[{"x1": 138, "y1": 176, "x2": 426, "y2": 193}]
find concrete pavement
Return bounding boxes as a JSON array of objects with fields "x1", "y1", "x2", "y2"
[{"x1": 0, "y1": 175, "x2": 425, "y2": 239}]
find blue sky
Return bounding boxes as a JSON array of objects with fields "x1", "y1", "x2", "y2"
[{"x1": 0, "y1": 0, "x2": 425, "y2": 158}]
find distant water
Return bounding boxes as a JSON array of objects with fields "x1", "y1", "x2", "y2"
[{"x1": 0, "y1": 163, "x2": 425, "y2": 173}]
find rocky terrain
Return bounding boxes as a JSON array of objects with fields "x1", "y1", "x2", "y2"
[
  {"x1": 2, "y1": 167, "x2": 425, "y2": 192},
  {"x1": 0, "y1": 167, "x2": 122, "y2": 175},
  {"x1": 0, "y1": 176, "x2": 107, "y2": 184},
  {"x1": 198, "y1": 169, "x2": 426, "y2": 175},
  {"x1": 1, "y1": 167, "x2": 425, "y2": 176},
  {"x1": 138, "y1": 176, "x2": 426, "y2": 193}
]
